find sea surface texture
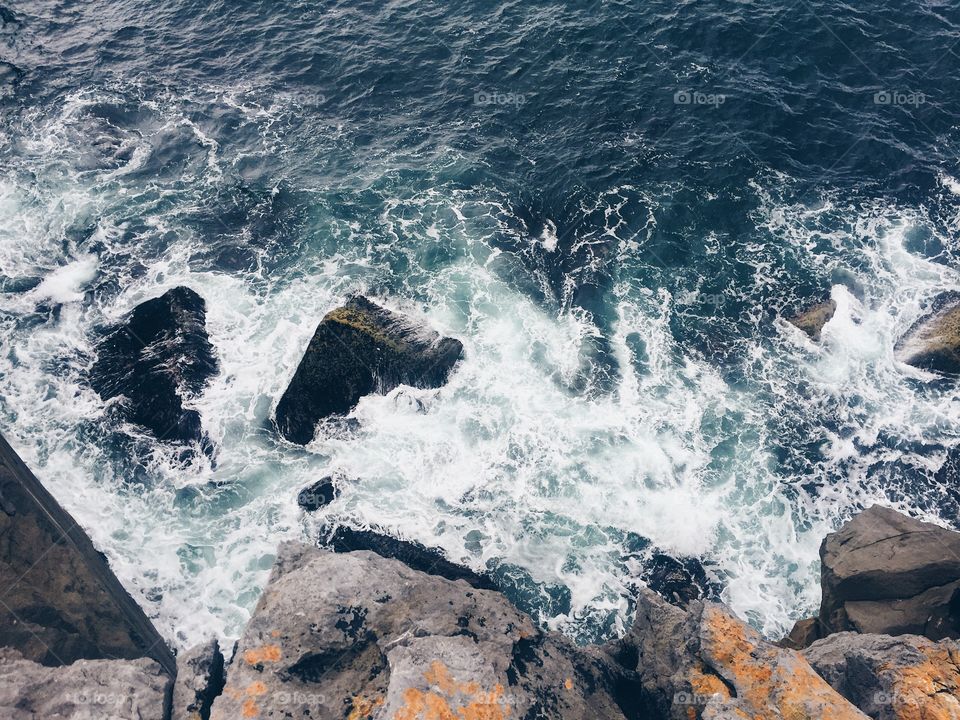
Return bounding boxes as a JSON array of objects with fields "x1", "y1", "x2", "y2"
[{"x1": 1, "y1": 0, "x2": 959, "y2": 646}]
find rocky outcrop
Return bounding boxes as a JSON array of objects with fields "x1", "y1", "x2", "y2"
[
  {"x1": 0, "y1": 648, "x2": 171, "y2": 720},
  {"x1": 0, "y1": 432, "x2": 175, "y2": 673},
  {"x1": 803, "y1": 632, "x2": 960, "y2": 720},
  {"x1": 210, "y1": 543, "x2": 643, "y2": 720},
  {"x1": 895, "y1": 292, "x2": 960, "y2": 375},
  {"x1": 788, "y1": 298, "x2": 837, "y2": 340},
  {"x1": 275, "y1": 296, "x2": 463, "y2": 444},
  {"x1": 172, "y1": 639, "x2": 226, "y2": 720},
  {"x1": 819, "y1": 505, "x2": 960, "y2": 640},
  {"x1": 297, "y1": 475, "x2": 340, "y2": 512},
  {"x1": 620, "y1": 587, "x2": 868, "y2": 719},
  {"x1": 90, "y1": 286, "x2": 219, "y2": 454}
]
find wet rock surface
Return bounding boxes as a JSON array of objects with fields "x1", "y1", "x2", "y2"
[
  {"x1": 895, "y1": 292, "x2": 960, "y2": 375},
  {"x1": 819, "y1": 505, "x2": 960, "y2": 640},
  {"x1": 0, "y1": 648, "x2": 171, "y2": 720},
  {"x1": 803, "y1": 632, "x2": 960, "y2": 720},
  {"x1": 297, "y1": 476, "x2": 340, "y2": 512},
  {"x1": 275, "y1": 296, "x2": 463, "y2": 444},
  {"x1": 90, "y1": 286, "x2": 219, "y2": 452},
  {"x1": 788, "y1": 298, "x2": 837, "y2": 340},
  {"x1": 209, "y1": 543, "x2": 643, "y2": 720}
]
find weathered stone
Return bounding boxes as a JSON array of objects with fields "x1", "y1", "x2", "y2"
[
  {"x1": 0, "y1": 648, "x2": 171, "y2": 720},
  {"x1": 895, "y1": 292, "x2": 960, "y2": 374},
  {"x1": 297, "y1": 476, "x2": 340, "y2": 512},
  {"x1": 275, "y1": 296, "x2": 463, "y2": 444},
  {"x1": 803, "y1": 631, "x2": 960, "y2": 720},
  {"x1": 789, "y1": 299, "x2": 837, "y2": 341},
  {"x1": 209, "y1": 543, "x2": 642, "y2": 720},
  {"x1": 172, "y1": 639, "x2": 225, "y2": 720},
  {"x1": 778, "y1": 617, "x2": 823, "y2": 650},
  {"x1": 0, "y1": 432, "x2": 175, "y2": 673},
  {"x1": 622, "y1": 587, "x2": 868, "y2": 720},
  {"x1": 90, "y1": 286, "x2": 218, "y2": 452},
  {"x1": 820, "y1": 505, "x2": 960, "y2": 639}
]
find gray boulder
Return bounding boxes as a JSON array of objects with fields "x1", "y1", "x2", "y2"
[
  {"x1": 275, "y1": 296, "x2": 463, "y2": 444},
  {"x1": 172, "y1": 639, "x2": 225, "y2": 720},
  {"x1": 819, "y1": 505, "x2": 960, "y2": 640},
  {"x1": 0, "y1": 648, "x2": 171, "y2": 720},
  {"x1": 895, "y1": 292, "x2": 960, "y2": 374},
  {"x1": 803, "y1": 632, "x2": 960, "y2": 720},
  {"x1": 209, "y1": 543, "x2": 641, "y2": 720}
]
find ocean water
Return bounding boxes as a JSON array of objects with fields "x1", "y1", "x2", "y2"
[{"x1": 1, "y1": 0, "x2": 959, "y2": 647}]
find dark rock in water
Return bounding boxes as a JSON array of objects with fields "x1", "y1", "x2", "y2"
[
  {"x1": 619, "y1": 588, "x2": 866, "y2": 719},
  {"x1": 296, "y1": 475, "x2": 340, "y2": 512},
  {"x1": 172, "y1": 639, "x2": 225, "y2": 720},
  {"x1": 641, "y1": 552, "x2": 721, "y2": 609},
  {"x1": 90, "y1": 287, "x2": 218, "y2": 452},
  {"x1": 895, "y1": 291, "x2": 960, "y2": 375},
  {"x1": 323, "y1": 526, "x2": 497, "y2": 591},
  {"x1": 0, "y1": 432, "x2": 175, "y2": 673},
  {"x1": 819, "y1": 505, "x2": 960, "y2": 640},
  {"x1": 0, "y1": 648, "x2": 171, "y2": 720},
  {"x1": 275, "y1": 296, "x2": 463, "y2": 444},
  {"x1": 485, "y1": 559, "x2": 573, "y2": 622},
  {"x1": 803, "y1": 632, "x2": 960, "y2": 719},
  {"x1": 210, "y1": 543, "x2": 641, "y2": 720},
  {"x1": 788, "y1": 298, "x2": 837, "y2": 341}
]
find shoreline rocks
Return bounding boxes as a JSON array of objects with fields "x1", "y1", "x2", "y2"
[
  {"x1": 788, "y1": 298, "x2": 837, "y2": 341},
  {"x1": 895, "y1": 292, "x2": 960, "y2": 375},
  {"x1": 90, "y1": 287, "x2": 219, "y2": 456},
  {"x1": 275, "y1": 296, "x2": 463, "y2": 444}
]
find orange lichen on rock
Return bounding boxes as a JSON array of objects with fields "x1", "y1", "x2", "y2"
[
  {"x1": 688, "y1": 665, "x2": 731, "y2": 700},
  {"x1": 883, "y1": 644, "x2": 960, "y2": 720},
  {"x1": 243, "y1": 644, "x2": 282, "y2": 666},
  {"x1": 563, "y1": 678, "x2": 573, "y2": 691},
  {"x1": 241, "y1": 697, "x2": 260, "y2": 718},
  {"x1": 393, "y1": 661, "x2": 510, "y2": 720},
  {"x1": 349, "y1": 695, "x2": 385, "y2": 720},
  {"x1": 699, "y1": 606, "x2": 867, "y2": 719}
]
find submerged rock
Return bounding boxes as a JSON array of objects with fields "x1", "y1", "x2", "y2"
[
  {"x1": 819, "y1": 505, "x2": 960, "y2": 640},
  {"x1": 275, "y1": 296, "x2": 463, "y2": 444},
  {"x1": 621, "y1": 588, "x2": 868, "y2": 719},
  {"x1": 90, "y1": 287, "x2": 218, "y2": 452},
  {"x1": 0, "y1": 648, "x2": 171, "y2": 720},
  {"x1": 209, "y1": 543, "x2": 642, "y2": 720},
  {"x1": 788, "y1": 298, "x2": 837, "y2": 341},
  {"x1": 803, "y1": 632, "x2": 960, "y2": 720},
  {"x1": 895, "y1": 292, "x2": 960, "y2": 374},
  {"x1": 172, "y1": 639, "x2": 226, "y2": 720},
  {"x1": 296, "y1": 475, "x2": 340, "y2": 512},
  {"x1": 641, "y1": 552, "x2": 722, "y2": 609}
]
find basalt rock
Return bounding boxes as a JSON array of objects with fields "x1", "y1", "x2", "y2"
[
  {"x1": 275, "y1": 296, "x2": 463, "y2": 444},
  {"x1": 819, "y1": 505, "x2": 960, "y2": 640},
  {"x1": 619, "y1": 587, "x2": 868, "y2": 719},
  {"x1": 90, "y1": 286, "x2": 219, "y2": 453},
  {"x1": 803, "y1": 632, "x2": 960, "y2": 720},
  {"x1": 0, "y1": 648, "x2": 172, "y2": 720},
  {"x1": 788, "y1": 298, "x2": 837, "y2": 341},
  {"x1": 209, "y1": 543, "x2": 644, "y2": 720},
  {"x1": 895, "y1": 292, "x2": 960, "y2": 375}
]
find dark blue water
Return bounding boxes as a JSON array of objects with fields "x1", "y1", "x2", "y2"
[{"x1": 1, "y1": 0, "x2": 959, "y2": 645}]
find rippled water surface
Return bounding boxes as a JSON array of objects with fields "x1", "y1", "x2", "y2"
[{"x1": 1, "y1": 0, "x2": 959, "y2": 645}]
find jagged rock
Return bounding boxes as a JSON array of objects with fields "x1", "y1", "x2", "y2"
[
  {"x1": 820, "y1": 505, "x2": 960, "y2": 640},
  {"x1": 620, "y1": 587, "x2": 868, "y2": 719},
  {"x1": 895, "y1": 292, "x2": 960, "y2": 374},
  {"x1": 803, "y1": 632, "x2": 960, "y2": 720},
  {"x1": 778, "y1": 617, "x2": 823, "y2": 650},
  {"x1": 0, "y1": 648, "x2": 171, "y2": 720},
  {"x1": 90, "y1": 287, "x2": 219, "y2": 452},
  {"x1": 296, "y1": 476, "x2": 340, "y2": 512},
  {"x1": 323, "y1": 525, "x2": 498, "y2": 590},
  {"x1": 172, "y1": 639, "x2": 225, "y2": 720},
  {"x1": 0, "y1": 432, "x2": 175, "y2": 673},
  {"x1": 641, "y1": 552, "x2": 721, "y2": 609},
  {"x1": 275, "y1": 296, "x2": 463, "y2": 444},
  {"x1": 788, "y1": 298, "x2": 837, "y2": 340},
  {"x1": 209, "y1": 543, "x2": 643, "y2": 720}
]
